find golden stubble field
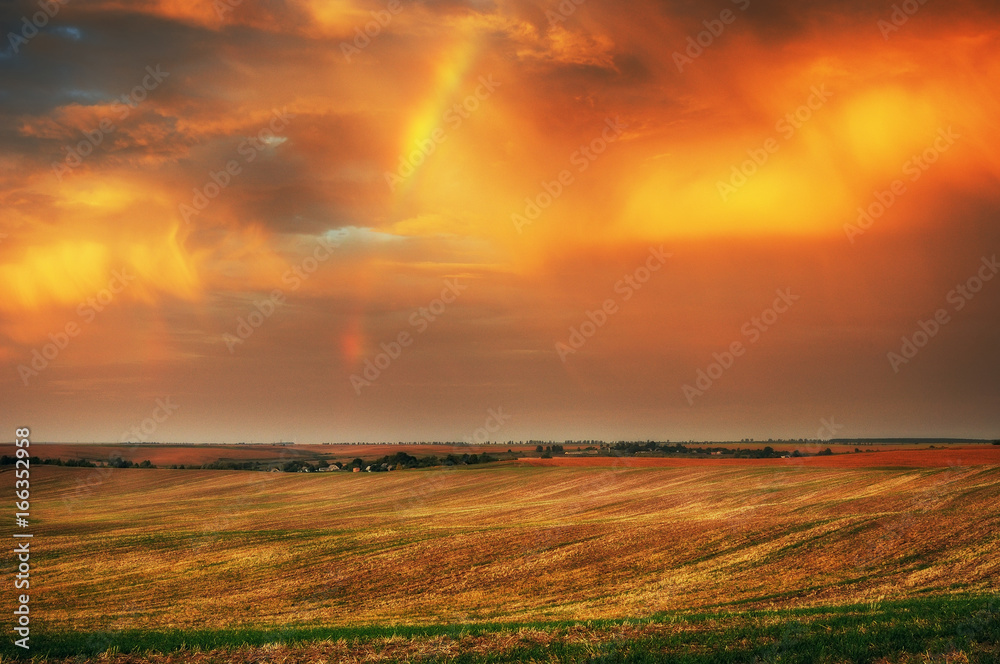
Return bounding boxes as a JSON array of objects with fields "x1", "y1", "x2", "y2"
[{"x1": 12, "y1": 459, "x2": 1000, "y2": 632}]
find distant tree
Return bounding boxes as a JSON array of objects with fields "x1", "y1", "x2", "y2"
[
  {"x1": 535, "y1": 445, "x2": 544, "y2": 453},
  {"x1": 109, "y1": 457, "x2": 135, "y2": 469},
  {"x1": 818, "y1": 448, "x2": 833, "y2": 456}
]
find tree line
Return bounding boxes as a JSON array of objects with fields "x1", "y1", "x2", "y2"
[{"x1": 0, "y1": 455, "x2": 155, "y2": 468}]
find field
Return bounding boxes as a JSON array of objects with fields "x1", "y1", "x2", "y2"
[
  {"x1": 2, "y1": 444, "x2": 998, "y2": 661},
  {"x1": 10, "y1": 596, "x2": 1000, "y2": 663}
]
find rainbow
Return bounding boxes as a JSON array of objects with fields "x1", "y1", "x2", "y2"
[{"x1": 392, "y1": 36, "x2": 481, "y2": 199}]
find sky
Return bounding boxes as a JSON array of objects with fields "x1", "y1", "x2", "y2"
[{"x1": 1, "y1": 0, "x2": 998, "y2": 444}]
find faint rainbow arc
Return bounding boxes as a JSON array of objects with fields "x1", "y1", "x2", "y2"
[{"x1": 392, "y1": 38, "x2": 481, "y2": 200}]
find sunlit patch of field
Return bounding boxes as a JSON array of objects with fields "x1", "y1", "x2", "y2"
[{"x1": 10, "y1": 459, "x2": 998, "y2": 634}]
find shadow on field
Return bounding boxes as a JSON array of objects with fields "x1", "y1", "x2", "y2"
[{"x1": 4, "y1": 595, "x2": 997, "y2": 663}]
